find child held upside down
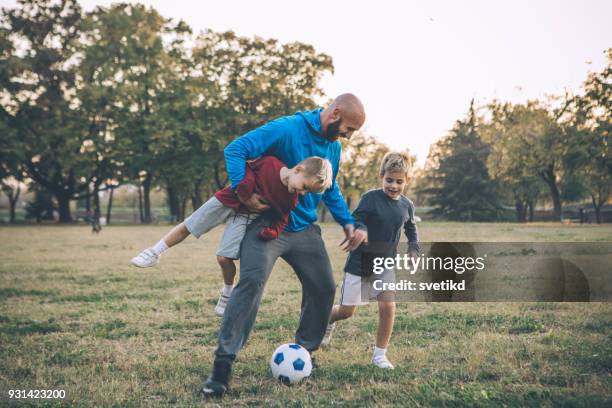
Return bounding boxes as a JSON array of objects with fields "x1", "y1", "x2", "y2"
[
  {"x1": 322, "y1": 152, "x2": 419, "y2": 369},
  {"x1": 131, "y1": 155, "x2": 333, "y2": 315}
]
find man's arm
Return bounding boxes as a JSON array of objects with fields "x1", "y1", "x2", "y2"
[
  {"x1": 224, "y1": 117, "x2": 289, "y2": 189},
  {"x1": 322, "y1": 181, "x2": 355, "y2": 227},
  {"x1": 321, "y1": 145, "x2": 354, "y2": 227}
]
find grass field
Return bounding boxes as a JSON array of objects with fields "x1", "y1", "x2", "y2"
[{"x1": 1, "y1": 222, "x2": 611, "y2": 407}]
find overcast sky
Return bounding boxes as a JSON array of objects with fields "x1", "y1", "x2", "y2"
[{"x1": 3, "y1": 0, "x2": 611, "y2": 164}]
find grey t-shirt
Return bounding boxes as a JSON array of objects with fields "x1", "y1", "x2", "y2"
[{"x1": 344, "y1": 189, "x2": 419, "y2": 276}]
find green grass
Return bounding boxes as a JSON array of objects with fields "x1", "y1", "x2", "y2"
[{"x1": 0, "y1": 222, "x2": 611, "y2": 406}]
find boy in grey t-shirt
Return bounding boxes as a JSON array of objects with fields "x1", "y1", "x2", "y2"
[{"x1": 322, "y1": 152, "x2": 419, "y2": 369}]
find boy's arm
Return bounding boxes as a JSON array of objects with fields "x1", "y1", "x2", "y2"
[
  {"x1": 404, "y1": 202, "x2": 420, "y2": 253},
  {"x1": 258, "y1": 192, "x2": 297, "y2": 241},
  {"x1": 352, "y1": 193, "x2": 372, "y2": 232},
  {"x1": 224, "y1": 117, "x2": 289, "y2": 189},
  {"x1": 258, "y1": 212, "x2": 290, "y2": 241},
  {"x1": 234, "y1": 165, "x2": 257, "y2": 203}
]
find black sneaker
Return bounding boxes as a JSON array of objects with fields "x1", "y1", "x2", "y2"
[{"x1": 202, "y1": 361, "x2": 232, "y2": 398}]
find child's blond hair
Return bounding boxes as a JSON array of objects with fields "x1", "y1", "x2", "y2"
[
  {"x1": 298, "y1": 156, "x2": 333, "y2": 193},
  {"x1": 379, "y1": 151, "x2": 411, "y2": 178}
]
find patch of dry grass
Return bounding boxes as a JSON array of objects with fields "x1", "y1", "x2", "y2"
[{"x1": 0, "y1": 222, "x2": 611, "y2": 406}]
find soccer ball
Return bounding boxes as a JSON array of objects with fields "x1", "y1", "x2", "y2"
[{"x1": 270, "y1": 343, "x2": 312, "y2": 384}]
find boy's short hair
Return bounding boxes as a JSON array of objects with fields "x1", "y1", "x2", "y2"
[
  {"x1": 379, "y1": 151, "x2": 411, "y2": 178},
  {"x1": 298, "y1": 156, "x2": 333, "y2": 193}
]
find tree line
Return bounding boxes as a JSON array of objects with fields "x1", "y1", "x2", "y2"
[
  {"x1": 0, "y1": 0, "x2": 332, "y2": 223},
  {"x1": 1, "y1": 1, "x2": 609, "y2": 224},
  {"x1": 417, "y1": 51, "x2": 610, "y2": 223}
]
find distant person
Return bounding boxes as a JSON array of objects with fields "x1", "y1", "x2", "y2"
[
  {"x1": 321, "y1": 152, "x2": 419, "y2": 370},
  {"x1": 87, "y1": 209, "x2": 102, "y2": 234},
  {"x1": 202, "y1": 94, "x2": 367, "y2": 397},
  {"x1": 131, "y1": 156, "x2": 333, "y2": 316}
]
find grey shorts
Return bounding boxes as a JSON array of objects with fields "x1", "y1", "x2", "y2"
[
  {"x1": 184, "y1": 196, "x2": 255, "y2": 259},
  {"x1": 340, "y1": 269, "x2": 396, "y2": 306}
]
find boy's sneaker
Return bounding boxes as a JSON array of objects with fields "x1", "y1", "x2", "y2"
[
  {"x1": 202, "y1": 361, "x2": 232, "y2": 398},
  {"x1": 214, "y1": 291, "x2": 231, "y2": 316},
  {"x1": 372, "y1": 354, "x2": 394, "y2": 369},
  {"x1": 321, "y1": 322, "x2": 336, "y2": 346},
  {"x1": 131, "y1": 249, "x2": 159, "y2": 268}
]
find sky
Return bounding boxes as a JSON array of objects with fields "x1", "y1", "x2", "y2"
[{"x1": 2, "y1": 0, "x2": 611, "y2": 165}]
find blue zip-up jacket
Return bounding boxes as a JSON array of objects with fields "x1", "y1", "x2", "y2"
[{"x1": 224, "y1": 108, "x2": 355, "y2": 232}]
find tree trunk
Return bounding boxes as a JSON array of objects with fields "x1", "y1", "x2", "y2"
[
  {"x1": 191, "y1": 181, "x2": 203, "y2": 212},
  {"x1": 592, "y1": 194, "x2": 602, "y2": 224},
  {"x1": 85, "y1": 188, "x2": 91, "y2": 212},
  {"x1": 137, "y1": 184, "x2": 144, "y2": 223},
  {"x1": 8, "y1": 185, "x2": 20, "y2": 224},
  {"x1": 541, "y1": 169, "x2": 562, "y2": 221},
  {"x1": 142, "y1": 173, "x2": 153, "y2": 224},
  {"x1": 214, "y1": 159, "x2": 228, "y2": 189},
  {"x1": 93, "y1": 186, "x2": 101, "y2": 219},
  {"x1": 180, "y1": 197, "x2": 187, "y2": 222},
  {"x1": 166, "y1": 183, "x2": 180, "y2": 222},
  {"x1": 56, "y1": 191, "x2": 72, "y2": 223},
  {"x1": 549, "y1": 182, "x2": 562, "y2": 221},
  {"x1": 528, "y1": 200, "x2": 534, "y2": 222},
  {"x1": 106, "y1": 186, "x2": 114, "y2": 225},
  {"x1": 514, "y1": 195, "x2": 526, "y2": 222}
]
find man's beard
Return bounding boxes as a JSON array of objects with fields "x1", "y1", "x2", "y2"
[{"x1": 323, "y1": 118, "x2": 342, "y2": 141}]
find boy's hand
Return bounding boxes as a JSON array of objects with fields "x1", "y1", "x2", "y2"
[
  {"x1": 340, "y1": 225, "x2": 368, "y2": 252},
  {"x1": 258, "y1": 227, "x2": 278, "y2": 241},
  {"x1": 240, "y1": 193, "x2": 270, "y2": 213}
]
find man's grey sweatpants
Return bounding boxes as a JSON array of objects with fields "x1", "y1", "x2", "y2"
[{"x1": 214, "y1": 216, "x2": 336, "y2": 363}]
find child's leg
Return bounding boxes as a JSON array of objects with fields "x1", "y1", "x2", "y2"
[
  {"x1": 149, "y1": 222, "x2": 190, "y2": 257},
  {"x1": 132, "y1": 197, "x2": 232, "y2": 268},
  {"x1": 214, "y1": 213, "x2": 256, "y2": 316},
  {"x1": 329, "y1": 304, "x2": 356, "y2": 324},
  {"x1": 372, "y1": 292, "x2": 396, "y2": 369},
  {"x1": 376, "y1": 298, "x2": 395, "y2": 349},
  {"x1": 131, "y1": 222, "x2": 190, "y2": 268},
  {"x1": 216, "y1": 256, "x2": 236, "y2": 286},
  {"x1": 161, "y1": 222, "x2": 190, "y2": 247}
]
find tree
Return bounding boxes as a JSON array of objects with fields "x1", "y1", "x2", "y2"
[
  {"x1": 190, "y1": 30, "x2": 334, "y2": 200},
  {"x1": 337, "y1": 132, "x2": 390, "y2": 210},
  {"x1": 483, "y1": 100, "x2": 569, "y2": 221},
  {"x1": 82, "y1": 3, "x2": 191, "y2": 223},
  {"x1": 422, "y1": 101, "x2": 501, "y2": 221},
  {"x1": 483, "y1": 102, "x2": 548, "y2": 222},
  {"x1": 0, "y1": 0, "x2": 111, "y2": 222},
  {"x1": 570, "y1": 48, "x2": 612, "y2": 223}
]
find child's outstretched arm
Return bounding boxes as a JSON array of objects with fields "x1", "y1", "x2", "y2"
[{"x1": 404, "y1": 202, "x2": 420, "y2": 253}]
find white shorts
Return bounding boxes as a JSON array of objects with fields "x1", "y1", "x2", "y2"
[
  {"x1": 183, "y1": 196, "x2": 256, "y2": 260},
  {"x1": 339, "y1": 269, "x2": 396, "y2": 306}
]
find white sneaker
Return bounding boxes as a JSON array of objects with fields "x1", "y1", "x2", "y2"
[
  {"x1": 321, "y1": 322, "x2": 336, "y2": 346},
  {"x1": 214, "y1": 291, "x2": 231, "y2": 316},
  {"x1": 131, "y1": 249, "x2": 159, "y2": 268},
  {"x1": 372, "y1": 354, "x2": 394, "y2": 369}
]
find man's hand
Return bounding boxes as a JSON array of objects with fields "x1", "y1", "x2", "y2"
[
  {"x1": 239, "y1": 193, "x2": 270, "y2": 213},
  {"x1": 339, "y1": 224, "x2": 368, "y2": 252}
]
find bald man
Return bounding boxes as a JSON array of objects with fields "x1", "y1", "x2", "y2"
[{"x1": 203, "y1": 94, "x2": 367, "y2": 397}]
